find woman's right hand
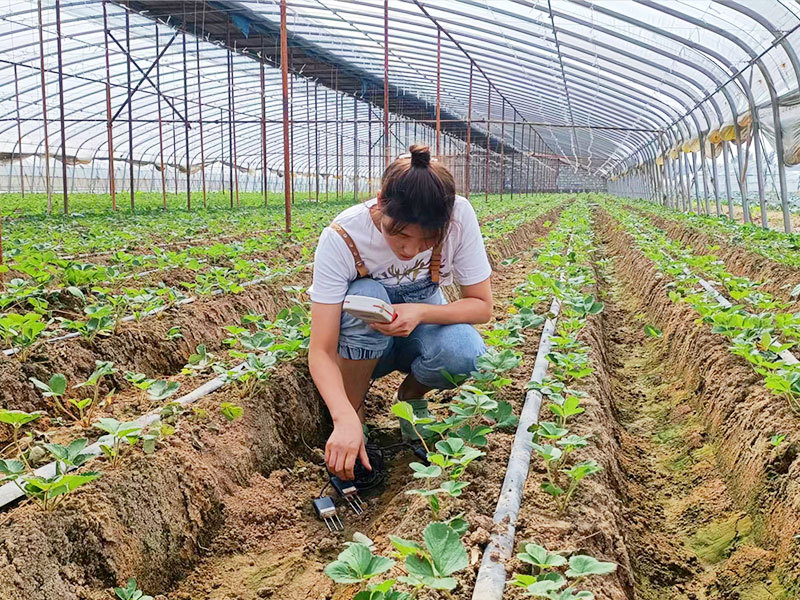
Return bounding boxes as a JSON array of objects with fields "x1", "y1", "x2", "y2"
[{"x1": 325, "y1": 414, "x2": 372, "y2": 480}]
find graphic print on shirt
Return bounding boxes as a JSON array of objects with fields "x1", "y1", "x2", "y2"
[{"x1": 378, "y1": 258, "x2": 450, "y2": 285}]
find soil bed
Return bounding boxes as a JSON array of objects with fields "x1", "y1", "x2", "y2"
[{"x1": 0, "y1": 206, "x2": 565, "y2": 600}]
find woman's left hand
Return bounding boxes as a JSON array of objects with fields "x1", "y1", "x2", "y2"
[{"x1": 371, "y1": 303, "x2": 428, "y2": 337}]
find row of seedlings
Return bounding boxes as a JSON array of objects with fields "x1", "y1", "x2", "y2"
[{"x1": 604, "y1": 200, "x2": 800, "y2": 420}]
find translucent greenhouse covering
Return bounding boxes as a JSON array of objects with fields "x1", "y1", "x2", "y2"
[{"x1": 1, "y1": 0, "x2": 800, "y2": 228}]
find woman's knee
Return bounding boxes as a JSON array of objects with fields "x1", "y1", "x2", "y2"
[{"x1": 412, "y1": 324, "x2": 485, "y2": 388}]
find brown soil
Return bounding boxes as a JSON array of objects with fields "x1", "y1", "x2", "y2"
[
  {"x1": 597, "y1": 207, "x2": 800, "y2": 594},
  {"x1": 633, "y1": 207, "x2": 800, "y2": 310},
  {"x1": 0, "y1": 205, "x2": 565, "y2": 600}
]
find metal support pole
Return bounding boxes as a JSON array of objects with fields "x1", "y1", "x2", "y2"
[
  {"x1": 102, "y1": 1, "x2": 116, "y2": 209},
  {"x1": 125, "y1": 2, "x2": 134, "y2": 211},
  {"x1": 753, "y1": 124, "x2": 768, "y2": 228},
  {"x1": 315, "y1": 81, "x2": 319, "y2": 202},
  {"x1": 289, "y1": 50, "x2": 294, "y2": 205},
  {"x1": 436, "y1": 27, "x2": 441, "y2": 159},
  {"x1": 36, "y1": 0, "x2": 52, "y2": 211},
  {"x1": 226, "y1": 25, "x2": 233, "y2": 209},
  {"x1": 13, "y1": 65, "x2": 25, "y2": 198},
  {"x1": 709, "y1": 142, "x2": 721, "y2": 217},
  {"x1": 722, "y1": 139, "x2": 733, "y2": 219},
  {"x1": 307, "y1": 79, "x2": 312, "y2": 201},
  {"x1": 383, "y1": 0, "x2": 390, "y2": 168},
  {"x1": 220, "y1": 108, "x2": 224, "y2": 194},
  {"x1": 196, "y1": 36, "x2": 207, "y2": 208},
  {"x1": 280, "y1": 0, "x2": 292, "y2": 231},
  {"x1": 511, "y1": 116, "x2": 516, "y2": 200},
  {"x1": 500, "y1": 102, "x2": 505, "y2": 200},
  {"x1": 260, "y1": 50, "x2": 267, "y2": 208},
  {"x1": 699, "y1": 133, "x2": 710, "y2": 215},
  {"x1": 182, "y1": 29, "x2": 190, "y2": 211},
  {"x1": 485, "y1": 83, "x2": 491, "y2": 202},
  {"x1": 354, "y1": 96, "x2": 359, "y2": 202},
  {"x1": 465, "y1": 63, "x2": 472, "y2": 199},
  {"x1": 155, "y1": 24, "x2": 166, "y2": 210},
  {"x1": 325, "y1": 87, "x2": 329, "y2": 201}
]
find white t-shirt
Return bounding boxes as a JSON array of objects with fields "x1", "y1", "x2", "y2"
[{"x1": 309, "y1": 196, "x2": 492, "y2": 304}]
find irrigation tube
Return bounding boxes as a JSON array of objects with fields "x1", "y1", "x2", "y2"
[
  {"x1": 472, "y1": 295, "x2": 562, "y2": 600},
  {"x1": 0, "y1": 362, "x2": 249, "y2": 509}
]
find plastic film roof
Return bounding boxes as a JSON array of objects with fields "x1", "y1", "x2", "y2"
[{"x1": 1, "y1": 0, "x2": 800, "y2": 179}]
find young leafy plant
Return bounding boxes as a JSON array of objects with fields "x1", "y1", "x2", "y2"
[
  {"x1": 391, "y1": 522, "x2": 469, "y2": 591},
  {"x1": 324, "y1": 542, "x2": 395, "y2": 584}
]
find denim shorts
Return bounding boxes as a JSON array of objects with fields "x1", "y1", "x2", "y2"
[{"x1": 338, "y1": 276, "x2": 486, "y2": 389}]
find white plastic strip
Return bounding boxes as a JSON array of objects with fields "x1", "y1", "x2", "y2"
[
  {"x1": 0, "y1": 362, "x2": 248, "y2": 509},
  {"x1": 472, "y1": 296, "x2": 561, "y2": 600}
]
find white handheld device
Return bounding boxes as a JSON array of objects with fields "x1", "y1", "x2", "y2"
[{"x1": 343, "y1": 295, "x2": 396, "y2": 324}]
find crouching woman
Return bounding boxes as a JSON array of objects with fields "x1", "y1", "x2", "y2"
[{"x1": 308, "y1": 144, "x2": 493, "y2": 484}]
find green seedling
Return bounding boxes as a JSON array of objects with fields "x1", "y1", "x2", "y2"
[
  {"x1": 17, "y1": 470, "x2": 101, "y2": 511},
  {"x1": 146, "y1": 380, "x2": 181, "y2": 403},
  {"x1": 0, "y1": 409, "x2": 42, "y2": 468},
  {"x1": 324, "y1": 542, "x2": 395, "y2": 584},
  {"x1": 165, "y1": 326, "x2": 183, "y2": 341},
  {"x1": 220, "y1": 402, "x2": 243, "y2": 421},
  {"x1": 114, "y1": 578, "x2": 153, "y2": 600},
  {"x1": 770, "y1": 433, "x2": 787, "y2": 447},
  {"x1": 548, "y1": 396, "x2": 584, "y2": 427},
  {"x1": 512, "y1": 542, "x2": 617, "y2": 599},
  {"x1": 0, "y1": 312, "x2": 47, "y2": 359},
  {"x1": 73, "y1": 361, "x2": 116, "y2": 426},
  {"x1": 392, "y1": 522, "x2": 468, "y2": 591},
  {"x1": 184, "y1": 344, "x2": 214, "y2": 374},
  {"x1": 763, "y1": 369, "x2": 800, "y2": 414},
  {"x1": 487, "y1": 400, "x2": 518, "y2": 430},
  {"x1": 353, "y1": 580, "x2": 409, "y2": 600},
  {"x1": 643, "y1": 324, "x2": 662, "y2": 338},
  {"x1": 392, "y1": 401, "x2": 434, "y2": 454},
  {"x1": 44, "y1": 438, "x2": 94, "y2": 474},
  {"x1": 30, "y1": 373, "x2": 69, "y2": 416},
  {"x1": 94, "y1": 417, "x2": 142, "y2": 467}
]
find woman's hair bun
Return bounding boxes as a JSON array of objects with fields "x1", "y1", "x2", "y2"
[{"x1": 408, "y1": 144, "x2": 431, "y2": 168}]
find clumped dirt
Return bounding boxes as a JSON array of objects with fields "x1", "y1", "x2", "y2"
[
  {"x1": 0, "y1": 361, "x2": 327, "y2": 600},
  {"x1": 632, "y1": 207, "x2": 800, "y2": 310},
  {"x1": 597, "y1": 208, "x2": 800, "y2": 595}
]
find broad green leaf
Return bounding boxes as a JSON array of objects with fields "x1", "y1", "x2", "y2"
[
  {"x1": 565, "y1": 554, "x2": 617, "y2": 577},
  {"x1": 643, "y1": 324, "x2": 662, "y2": 338},
  {"x1": 402, "y1": 554, "x2": 457, "y2": 590},
  {"x1": 0, "y1": 409, "x2": 41, "y2": 428},
  {"x1": 423, "y1": 522, "x2": 468, "y2": 577},
  {"x1": 518, "y1": 543, "x2": 567, "y2": 568},
  {"x1": 391, "y1": 401, "x2": 415, "y2": 423},
  {"x1": 409, "y1": 462, "x2": 442, "y2": 479},
  {"x1": 388, "y1": 535, "x2": 424, "y2": 557}
]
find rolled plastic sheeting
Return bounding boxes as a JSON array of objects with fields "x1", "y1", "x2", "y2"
[{"x1": 472, "y1": 296, "x2": 561, "y2": 600}]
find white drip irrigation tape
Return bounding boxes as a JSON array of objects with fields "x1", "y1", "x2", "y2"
[
  {"x1": 1, "y1": 271, "x2": 292, "y2": 358},
  {"x1": 472, "y1": 295, "x2": 561, "y2": 600},
  {"x1": 0, "y1": 362, "x2": 249, "y2": 510},
  {"x1": 689, "y1": 268, "x2": 799, "y2": 366}
]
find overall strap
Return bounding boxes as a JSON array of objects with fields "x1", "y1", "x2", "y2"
[
  {"x1": 429, "y1": 243, "x2": 443, "y2": 284},
  {"x1": 331, "y1": 222, "x2": 369, "y2": 278}
]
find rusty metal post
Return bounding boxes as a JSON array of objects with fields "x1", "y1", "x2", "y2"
[
  {"x1": 260, "y1": 47, "x2": 267, "y2": 208},
  {"x1": 315, "y1": 81, "x2": 320, "y2": 202},
  {"x1": 354, "y1": 96, "x2": 359, "y2": 201},
  {"x1": 499, "y1": 101, "x2": 505, "y2": 201},
  {"x1": 102, "y1": 1, "x2": 116, "y2": 208},
  {"x1": 155, "y1": 23, "x2": 167, "y2": 210},
  {"x1": 36, "y1": 0, "x2": 52, "y2": 211},
  {"x1": 339, "y1": 90, "x2": 344, "y2": 200},
  {"x1": 182, "y1": 28, "x2": 190, "y2": 211},
  {"x1": 280, "y1": 0, "x2": 292, "y2": 231},
  {"x1": 511, "y1": 113, "x2": 516, "y2": 200},
  {"x1": 232, "y1": 43, "x2": 240, "y2": 207},
  {"x1": 196, "y1": 36, "x2": 207, "y2": 208},
  {"x1": 13, "y1": 65, "x2": 25, "y2": 198},
  {"x1": 485, "y1": 83, "x2": 491, "y2": 202},
  {"x1": 383, "y1": 0, "x2": 390, "y2": 168},
  {"x1": 226, "y1": 24, "x2": 233, "y2": 208},
  {"x1": 325, "y1": 86, "x2": 329, "y2": 201},
  {"x1": 289, "y1": 49, "x2": 294, "y2": 205},
  {"x1": 220, "y1": 107, "x2": 225, "y2": 194},
  {"x1": 307, "y1": 79, "x2": 312, "y2": 201},
  {"x1": 465, "y1": 63, "x2": 472, "y2": 199},
  {"x1": 436, "y1": 27, "x2": 441, "y2": 159},
  {"x1": 525, "y1": 125, "x2": 531, "y2": 194},
  {"x1": 125, "y1": 1, "x2": 134, "y2": 211}
]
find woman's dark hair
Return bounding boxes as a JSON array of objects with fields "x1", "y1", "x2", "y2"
[{"x1": 378, "y1": 144, "x2": 456, "y2": 242}]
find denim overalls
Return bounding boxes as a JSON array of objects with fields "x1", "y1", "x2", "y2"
[{"x1": 333, "y1": 223, "x2": 486, "y2": 390}]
